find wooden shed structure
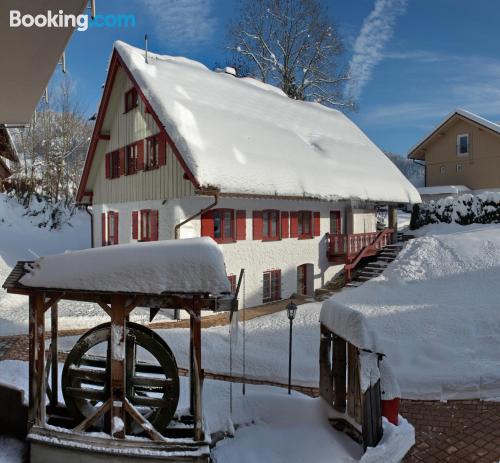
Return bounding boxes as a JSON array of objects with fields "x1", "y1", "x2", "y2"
[{"x1": 3, "y1": 238, "x2": 239, "y2": 463}]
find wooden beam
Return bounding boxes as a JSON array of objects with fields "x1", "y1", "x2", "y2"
[
  {"x1": 97, "y1": 301, "x2": 112, "y2": 317},
  {"x1": 73, "y1": 398, "x2": 112, "y2": 433},
  {"x1": 319, "y1": 325, "x2": 334, "y2": 404},
  {"x1": 190, "y1": 308, "x2": 203, "y2": 441},
  {"x1": 50, "y1": 302, "x2": 58, "y2": 408},
  {"x1": 333, "y1": 335, "x2": 347, "y2": 413},
  {"x1": 124, "y1": 398, "x2": 164, "y2": 442},
  {"x1": 44, "y1": 293, "x2": 64, "y2": 313},
  {"x1": 109, "y1": 295, "x2": 127, "y2": 438},
  {"x1": 98, "y1": 134, "x2": 111, "y2": 141},
  {"x1": 347, "y1": 344, "x2": 362, "y2": 424}
]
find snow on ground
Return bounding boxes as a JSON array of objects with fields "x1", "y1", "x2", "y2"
[
  {"x1": 322, "y1": 222, "x2": 500, "y2": 400},
  {"x1": 0, "y1": 435, "x2": 25, "y2": 463},
  {"x1": 0, "y1": 360, "x2": 414, "y2": 463}
]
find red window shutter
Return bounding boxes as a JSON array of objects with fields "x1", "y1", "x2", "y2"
[
  {"x1": 101, "y1": 212, "x2": 107, "y2": 246},
  {"x1": 150, "y1": 210, "x2": 159, "y2": 241},
  {"x1": 158, "y1": 133, "x2": 167, "y2": 166},
  {"x1": 281, "y1": 211, "x2": 289, "y2": 239},
  {"x1": 105, "y1": 153, "x2": 111, "y2": 179},
  {"x1": 253, "y1": 211, "x2": 263, "y2": 240},
  {"x1": 201, "y1": 210, "x2": 214, "y2": 238},
  {"x1": 313, "y1": 212, "x2": 321, "y2": 237},
  {"x1": 119, "y1": 148, "x2": 126, "y2": 176},
  {"x1": 132, "y1": 211, "x2": 138, "y2": 239},
  {"x1": 236, "y1": 210, "x2": 246, "y2": 240},
  {"x1": 290, "y1": 212, "x2": 299, "y2": 238},
  {"x1": 136, "y1": 140, "x2": 144, "y2": 171},
  {"x1": 114, "y1": 212, "x2": 119, "y2": 244}
]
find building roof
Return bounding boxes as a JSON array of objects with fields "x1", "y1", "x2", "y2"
[
  {"x1": 78, "y1": 41, "x2": 420, "y2": 205},
  {"x1": 417, "y1": 185, "x2": 471, "y2": 196},
  {"x1": 17, "y1": 237, "x2": 231, "y2": 295},
  {"x1": 408, "y1": 109, "x2": 500, "y2": 160},
  {"x1": 0, "y1": 0, "x2": 88, "y2": 125}
]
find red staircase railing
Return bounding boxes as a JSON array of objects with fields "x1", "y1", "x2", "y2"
[{"x1": 327, "y1": 229, "x2": 394, "y2": 282}]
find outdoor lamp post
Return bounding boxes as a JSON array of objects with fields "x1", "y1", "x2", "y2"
[{"x1": 286, "y1": 301, "x2": 298, "y2": 395}]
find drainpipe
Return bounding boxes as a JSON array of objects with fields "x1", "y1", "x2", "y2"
[
  {"x1": 174, "y1": 192, "x2": 219, "y2": 240},
  {"x1": 84, "y1": 205, "x2": 94, "y2": 248}
]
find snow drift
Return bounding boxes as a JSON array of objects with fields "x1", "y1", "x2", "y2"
[{"x1": 321, "y1": 223, "x2": 500, "y2": 400}]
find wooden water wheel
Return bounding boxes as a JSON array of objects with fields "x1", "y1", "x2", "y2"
[{"x1": 61, "y1": 322, "x2": 180, "y2": 434}]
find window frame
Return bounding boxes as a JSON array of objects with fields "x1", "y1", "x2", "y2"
[
  {"x1": 140, "y1": 209, "x2": 151, "y2": 242},
  {"x1": 297, "y1": 210, "x2": 313, "y2": 239},
  {"x1": 126, "y1": 143, "x2": 138, "y2": 175},
  {"x1": 440, "y1": 165, "x2": 446, "y2": 175},
  {"x1": 125, "y1": 88, "x2": 138, "y2": 113},
  {"x1": 145, "y1": 135, "x2": 159, "y2": 170},
  {"x1": 457, "y1": 133, "x2": 470, "y2": 156},
  {"x1": 262, "y1": 209, "x2": 281, "y2": 241},
  {"x1": 456, "y1": 163, "x2": 464, "y2": 173},
  {"x1": 263, "y1": 269, "x2": 281, "y2": 303},
  {"x1": 212, "y1": 208, "x2": 235, "y2": 244}
]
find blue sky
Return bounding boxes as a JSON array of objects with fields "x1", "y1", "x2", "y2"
[{"x1": 60, "y1": 0, "x2": 500, "y2": 156}]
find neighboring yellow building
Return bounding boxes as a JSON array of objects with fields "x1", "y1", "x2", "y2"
[{"x1": 408, "y1": 109, "x2": 500, "y2": 201}]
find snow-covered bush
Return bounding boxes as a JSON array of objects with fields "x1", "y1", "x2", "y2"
[{"x1": 410, "y1": 192, "x2": 500, "y2": 229}]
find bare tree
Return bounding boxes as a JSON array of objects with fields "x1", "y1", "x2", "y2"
[
  {"x1": 227, "y1": 0, "x2": 353, "y2": 109},
  {"x1": 11, "y1": 75, "x2": 92, "y2": 206}
]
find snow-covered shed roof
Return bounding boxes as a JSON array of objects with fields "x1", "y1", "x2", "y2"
[
  {"x1": 19, "y1": 238, "x2": 231, "y2": 295},
  {"x1": 81, "y1": 41, "x2": 420, "y2": 204},
  {"x1": 408, "y1": 109, "x2": 500, "y2": 160}
]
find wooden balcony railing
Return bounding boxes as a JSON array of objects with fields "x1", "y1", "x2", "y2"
[{"x1": 327, "y1": 229, "x2": 394, "y2": 281}]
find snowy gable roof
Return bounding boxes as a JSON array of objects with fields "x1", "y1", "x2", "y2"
[
  {"x1": 408, "y1": 109, "x2": 500, "y2": 160},
  {"x1": 114, "y1": 41, "x2": 420, "y2": 204},
  {"x1": 19, "y1": 238, "x2": 231, "y2": 295}
]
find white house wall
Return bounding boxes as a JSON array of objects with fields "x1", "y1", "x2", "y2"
[{"x1": 94, "y1": 196, "x2": 352, "y2": 308}]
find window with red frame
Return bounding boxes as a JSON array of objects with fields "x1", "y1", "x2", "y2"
[
  {"x1": 125, "y1": 88, "x2": 138, "y2": 113},
  {"x1": 298, "y1": 211, "x2": 312, "y2": 238},
  {"x1": 263, "y1": 269, "x2": 281, "y2": 303},
  {"x1": 213, "y1": 209, "x2": 234, "y2": 243},
  {"x1": 227, "y1": 274, "x2": 237, "y2": 293},
  {"x1": 139, "y1": 209, "x2": 159, "y2": 241},
  {"x1": 145, "y1": 135, "x2": 159, "y2": 170},
  {"x1": 102, "y1": 211, "x2": 119, "y2": 246},
  {"x1": 262, "y1": 210, "x2": 280, "y2": 240},
  {"x1": 126, "y1": 143, "x2": 138, "y2": 175}
]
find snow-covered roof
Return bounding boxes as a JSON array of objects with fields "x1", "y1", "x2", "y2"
[
  {"x1": 417, "y1": 185, "x2": 470, "y2": 196},
  {"x1": 408, "y1": 108, "x2": 500, "y2": 159},
  {"x1": 110, "y1": 41, "x2": 420, "y2": 204},
  {"x1": 19, "y1": 237, "x2": 231, "y2": 295}
]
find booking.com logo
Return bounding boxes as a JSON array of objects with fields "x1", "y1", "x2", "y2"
[{"x1": 9, "y1": 10, "x2": 136, "y2": 32}]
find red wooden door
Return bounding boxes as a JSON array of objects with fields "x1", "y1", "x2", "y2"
[
  {"x1": 297, "y1": 264, "x2": 307, "y2": 295},
  {"x1": 330, "y1": 211, "x2": 341, "y2": 234}
]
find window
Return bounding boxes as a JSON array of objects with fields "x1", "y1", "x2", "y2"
[
  {"x1": 102, "y1": 211, "x2": 119, "y2": 246},
  {"x1": 456, "y1": 163, "x2": 464, "y2": 173},
  {"x1": 228, "y1": 274, "x2": 237, "y2": 293},
  {"x1": 440, "y1": 165, "x2": 446, "y2": 175},
  {"x1": 457, "y1": 134, "x2": 469, "y2": 155},
  {"x1": 110, "y1": 150, "x2": 120, "y2": 179},
  {"x1": 330, "y1": 211, "x2": 341, "y2": 234},
  {"x1": 139, "y1": 209, "x2": 159, "y2": 241},
  {"x1": 213, "y1": 209, "x2": 235, "y2": 243},
  {"x1": 262, "y1": 210, "x2": 280, "y2": 240},
  {"x1": 146, "y1": 135, "x2": 159, "y2": 170},
  {"x1": 263, "y1": 269, "x2": 281, "y2": 303},
  {"x1": 126, "y1": 143, "x2": 138, "y2": 175},
  {"x1": 298, "y1": 211, "x2": 312, "y2": 238},
  {"x1": 125, "y1": 88, "x2": 138, "y2": 113}
]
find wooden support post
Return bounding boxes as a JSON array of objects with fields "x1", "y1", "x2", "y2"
[
  {"x1": 190, "y1": 307, "x2": 203, "y2": 441},
  {"x1": 29, "y1": 293, "x2": 46, "y2": 428},
  {"x1": 319, "y1": 325, "x2": 333, "y2": 404},
  {"x1": 347, "y1": 344, "x2": 362, "y2": 424},
  {"x1": 332, "y1": 335, "x2": 347, "y2": 413},
  {"x1": 109, "y1": 295, "x2": 127, "y2": 439},
  {"x1": 50, "y1": 302, "x2": 58, "y2": 408},
  {"x1": 362, "y1": 380, "x2": 383, "y2": 450},
  {"x1": 388, "y1": 205, "x2": 398, "y2": 244}
]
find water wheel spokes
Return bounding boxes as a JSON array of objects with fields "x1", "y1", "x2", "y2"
[{"x1": 62, "y1": 322, "x2": 180, "y2": 435}]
